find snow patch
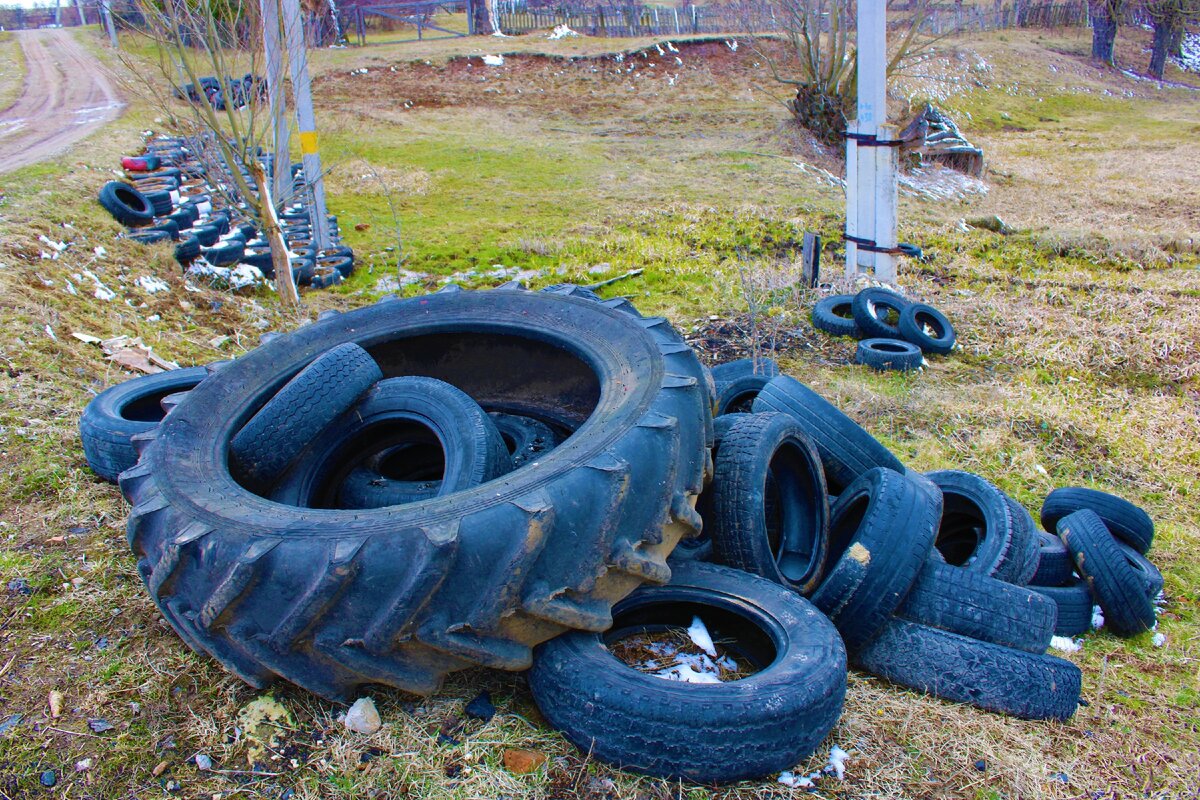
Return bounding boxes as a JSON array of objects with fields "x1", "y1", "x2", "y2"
[
  {"x1": 187, "y1": 262, "x2": 266, "y2": 291},
  {"x1": 826, "y1": 745, "x2": 849, "y2": 780},
  {"x1": 686, "y1": 615, "x2": 717, "y2": 657},
  {"x1": 136, "y1": 276, "x2": 171, "y2": 294},
  {"x1": 1091, "y1": 605, "x2": 1105, "y2": 630},
  {"x1": 1173, "y1": 32, "x2": 1200, "y2": 72},
  {"x1": 547, "y1": 24, "x2": 578, "y2": 40},
  {"x1": 778, "y1": 771, "x2": 817, "y2": 788},
  {"x1": 1153, "y1": 632, "x2": 1166, "y2": 648},
  {"x1": 1050, "y1": 635, "x2": 1082, "y2": 653},
  {"x1": 482, "y1": 54, "x2": 504, "y2": 67},
  {"x1": 81, "y1": 270, "x2": 115, "y2": 301}
]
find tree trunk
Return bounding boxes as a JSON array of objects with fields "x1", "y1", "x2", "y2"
[
  {"x1": 1089, "y1": 1, "x2": 1118, "y2": 65},
  {"x1": 1149, "y1": 16, "x2": 1176, "y2": 79},
  {"x1": 471, "y1": 0, "x2": 492, "y2": 35},
  {"x1": 250, "y1": 162, "x2": 300, "y2": 308},
  {"x1": 1169, "y1": 23, "x2": 1184, "y2": 58}
]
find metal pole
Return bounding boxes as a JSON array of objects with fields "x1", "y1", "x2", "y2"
[
  {"x1": 280, "y1": 0, "x2": 332, "y2": 251},
  {"x1": 261, "y1": 0, "x2": 292, "y2": 207}
]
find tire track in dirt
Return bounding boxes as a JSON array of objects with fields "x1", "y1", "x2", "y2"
[{"x1": 0, "y1": 28, "x2": 123, "y2": 176}]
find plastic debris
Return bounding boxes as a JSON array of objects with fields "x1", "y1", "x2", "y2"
[{"x1": 344, "y1": 697, "x2": 382, "y2": 734}]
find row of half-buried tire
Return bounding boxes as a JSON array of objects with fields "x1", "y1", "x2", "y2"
[{"x1": 117, "y1": 285, "x2": 714, "y2": 703}]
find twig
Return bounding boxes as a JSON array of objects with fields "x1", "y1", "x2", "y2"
[
  {"x1": 583, "y1": 268, "x2": 643, "y2": 291},
  {"x1": 0, "y1": 655, "x2": 15, "y2": 679},
  {"x1": 45, "y1": 726, "x2": 109, "y2": 739}
]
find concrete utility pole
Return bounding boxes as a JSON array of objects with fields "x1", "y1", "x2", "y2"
[
  {"x1": 844, "y1": 0, "x2": 898, "y2": 284},
  {"x1": 280, "y1": 0, "x2": 333, "y2": 250},
  {"x1": 101, "y1": 0, "x2": 119, "y2": 48},
  {"x1": 260, "y1": 0, "x2": 292, "y2": 207},
  {"x1": 75, "y1": 0, "x2": 87, "y2": 26}
]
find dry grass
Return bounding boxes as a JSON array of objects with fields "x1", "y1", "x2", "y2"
[
  {"x1": 0, "y1": 22, "x2": 1198, "y2": 800},
  {"x1": 0, "y1": 30, "x2": 26, "y2": 112}
]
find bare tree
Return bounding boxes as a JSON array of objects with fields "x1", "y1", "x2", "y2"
[
  {"x1": 1088, "y1": 0, "x2": 1126, "y2": 65},
  {"x1": 1147, "y1": 0, "x2": 1199, "y2": 78},
  {"x1": 127, "y1": 0, "x2": 301, "y2": 307},
  {"x1": 753, "y1": 0, "x2": 937, "y2": 145}
]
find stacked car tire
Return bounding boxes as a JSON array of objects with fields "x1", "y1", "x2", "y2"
[
  {"x1": 812, "y1": 287, "x2": 956, "y2": 371},
  {"x1": 78, "y1": 288, "x2": 1162, "y2": 784},
  {"x1": 98, "y1": 135, "x2": 353, "y2": 290}
]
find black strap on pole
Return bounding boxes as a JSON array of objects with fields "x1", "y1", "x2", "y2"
[
  {"x1": 842, "y1": 131, "x2": 908, "y2": 148},
  {"x1": 843, "y1": 232, "x2": 921, "y2": 258}
]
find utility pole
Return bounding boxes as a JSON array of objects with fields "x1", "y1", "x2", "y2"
[
  {"x1": 844, "y1": 0, "x2": 898, "y2": 284},
  {"x1": 260, "y1": 0, "x2": 293, "y2": 207},
  {"x1": 75, "y1": 0, "x2": 87, "y2": 26},
  {"x1": 101, "y1": 0, "x2": 119, "y2": 48},
  {"x1": 280, "y1": 0, "x2": 332, "y2": 251}
]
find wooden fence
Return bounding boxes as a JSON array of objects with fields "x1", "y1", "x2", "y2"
[{"x1": 495, "y1": 1, "x2": 1105, "y2": 38}]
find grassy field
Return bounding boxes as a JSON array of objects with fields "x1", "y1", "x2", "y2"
[
  {"x1": 0, "y1": 31, "x2": 27, "y2": 112},
  {"x1": 0, "y1": 22, "x2": 1198, "y2": 800}
]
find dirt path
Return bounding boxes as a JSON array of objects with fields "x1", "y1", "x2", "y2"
[{"x1": 0, "y1": 28, "x2": 122, "y2": 176}]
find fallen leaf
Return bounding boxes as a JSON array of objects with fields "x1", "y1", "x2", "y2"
[
  {"x1": 503, "y1": 748, "x2": 547, "y2": 774},
  {"x1": 48, "y1": 691, "x2": 63, "y2": 718}
]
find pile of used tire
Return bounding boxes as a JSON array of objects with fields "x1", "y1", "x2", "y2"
[
  {"x1": 172, "y1": 74, "x2": 268, "y2": 111},
  {"x1": 97, "y1": 135, "x2": 353, "y2": 290},
  {"x1": 78, "y1": 286, "x2": 1161, "y2": 785},
  {"x1": 812, "y1": 287, "x2": 956, "y2": 371}
]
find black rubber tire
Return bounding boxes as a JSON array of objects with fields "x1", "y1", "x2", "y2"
[
  {"x1": 337, "y1": 459, "x2": 441, "y2": 509},
  {"x1": 1030, "y1": 578, "x2": 1093, "y2": 636},
  {"x1": 811, "y1": 294, "x2": 862, "y2": 338},
  {"x1": 854, "y1": 618, "x2": 1081, "y2": 721},
  {"x1": 855, "y1": 338, "x2": 923, "y2": 372},
  {"x1": 897, "y1": 303, "x2": 956, "y2": 354},
  {"x1": 204, "y1": 241, "x2": 246, "y2": 268},
  {"x1": 709, "y1": 358, "x2": 780, "y2": 415},
  {"x1": 98, "y1": 181, "x2": 154, "y2": 227},
  {"x1": 489, "y1": 412, "x2": 562, "y2": 469},
  {"x1": 174, "y1": 236, "x2": 201, "y2": 265},
  {"x1": 751, "y1": 375, "x2": 904, "y2": 493},
  {"x1": 129, "y1": 230, "x2": 172, "y2": 245},
  {"x1": 271, "y1": 376, "x2": 511, "y2": 509},
  {"x1": 1058, "y1": 510, "x2": 1156, "y2": 637},
  {"x1": 927, "y1": 470, "x2": 1028, "y2": 582},
  {"x1": 119, "y1": 288, "x2": 709, "y2": 702},
  {"x1": 1031, "y1": 530, "x2": 1073, "y2": 587},
  {"x1": 851, "y1": 288, "x2": 911, "y2": 340},
  {"x1": 1041, "y1": 487, "x2": 1154, "y2": 554},
  {"x1": 528, "y1": 562, "x2": 846, "y2": 784},
  {"x1": 309, "y1": 266, "x2": 343, "y2": 289},
  {"x1": 1004, "y1": 497, "x2": 1041, "y2": 586},
  {"x1": 144, "y1": 189, "x2": 174, "y2": 217},
  {"x1": 79, "y1": 367, "x2": 208, "y2": 483},
  {"x1": 676, "y1": 413, "x2": 748, "y2": 564},
  {"x1": 229, "y1": 342, "x2": 383, "y2": 492},
  {"x1": 707, "y1": 413, "x2": 829, "y2": 595},
  {"x1": 192, "y1": 224, "x2": 220, "y2": 247},
  {"x1": 811, "y1": 468, "x2": 939, "y2": 652},
  {"x1": 896, "y1": 559, "x2": 1056, "y2": 654},
  {"x1": 1120, "y1": 544, "x2": 1164, "y2": 599}
]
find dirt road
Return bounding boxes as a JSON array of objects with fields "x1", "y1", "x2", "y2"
[{"x1": 0, "y1": 28, "x2": 122, "y2": 176}]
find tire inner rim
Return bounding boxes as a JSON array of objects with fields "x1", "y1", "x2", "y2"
[
  {"x1": 764, "y1": 441, "x2": 824, "y2": 586},
  {"x1": 603, "y1": 592, "x2": 783, "y2": 680}
]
